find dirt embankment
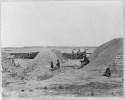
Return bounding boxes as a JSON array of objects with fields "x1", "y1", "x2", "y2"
[
  {"x1": 34, "y1": 49, "x2": 65, "y2": 66},
  {"x1": 2, "y1": 49, "x2": 66, "y2": 81},
  {"x1": 1, "y1": 52, "x2": 10, "y2": 61},
  {"x1": 85, "y1": 38, "x2": 123, "y2": 77}
]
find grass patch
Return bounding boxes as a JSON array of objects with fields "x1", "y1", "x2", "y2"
[
  {"x1": 37, "y1": 75, "x2": 53, "y2": 81},
  {"x1": 47, "y1": 82, "x2": 123, "y2": 97}
]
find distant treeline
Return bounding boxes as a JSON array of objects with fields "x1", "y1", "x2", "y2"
[{"x1": 10, "y1": 52, "x2": 39, "y2": 59}]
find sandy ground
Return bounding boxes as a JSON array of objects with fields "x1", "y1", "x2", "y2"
[
  {"x1": 2, "y1": 59, "x2": 123, "y2": 99},
  {"x1": 2, "y1": 41, "x2": 123, "y2": 99}
]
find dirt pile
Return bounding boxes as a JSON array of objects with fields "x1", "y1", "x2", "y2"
[
  {"x1": 51, "y1": 49, "x2": 64, "y2": 62},
  {"x1": 1, "y1": 52, "x2": 27, "y2": 75},
  {"x1": 1, "y1": 52, "x2": 15, "y2": 73},
  {"x1": 2, "y1": 49, "x2": 65, "y2": 81},
  {"x1": 1, "y1": 52, "x2": 10, "y2": 61},
  {"x1": 34, "y1": 49, "x2": 65, "y2": 66},
  {"x1": 86, "y1": 38, "x2": 123, "y2": 77},
  {"x1": 16, "y1": 49, "x2": 65, "y2": 80}
]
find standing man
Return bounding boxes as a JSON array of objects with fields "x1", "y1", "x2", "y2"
[
  {"x1": 56, "y1": 60, "x2": 60, "y2": 69},
  {"x1": 72, "y1": 50, "x2": 74, "y2": 59},
  {"x1": 77, "y1": 48, "x2": 80, "y2": 56},
  {"x1": 77, "y1": 48, "x2": 80, "y2": 59},
  {"x1": 50, "y1": 61, "x2": 54, "y2": 69},
  {"x1": 83, "y1": 54, "x2": 89, "y2": 64}
]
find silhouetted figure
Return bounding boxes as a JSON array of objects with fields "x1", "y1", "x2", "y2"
[
  {"x1": 103, "y1": 68, "x2": 111, "y2": 77},
  {"x1": 83, "y1": 50, "x2": 86, "y2": 56},
  {"x1": 83, "y1": 54, "x2": 89, "y2": 64},
  {"x1": 72, "y1": 50, "x2": 74, "y2": 59},
  {"x1": 50, "y1": 61, "x2": 54, "y2": 69},
  {"x1": 56, "y1": 60, "x2": 60, "y2": 69},
  {"x1": 79, "y1": 54, "x2": 90, "y2": 68},
  {"x1": 77, "y1": 48, "x2": 80, "y2": 56},
  {"x1": 76, "y1": 49, "x2": 81, "y2": 59}
]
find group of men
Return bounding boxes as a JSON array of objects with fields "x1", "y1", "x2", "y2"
[
  {"x1": 50, "y1": 60, "x2": 60, "y2": 70},
  {"x1": 72, "y1": 48, "x2": 81, "y2": 59}
]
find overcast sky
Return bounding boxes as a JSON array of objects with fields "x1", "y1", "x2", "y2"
[{"x1": 1, "y1": 1, "x2": 123, "y2": 47}]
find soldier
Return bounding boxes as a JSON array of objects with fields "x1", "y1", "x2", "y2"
[
  {"x1": 83, "y1": 49, "x2": 86, "y2": 55},
  {"x1": 103, "y1": 68, "x2": 111, "y2": 77},
  {"x1": 77, "y1": 48, "x2": 81, "y2": 59},
  {"x1": 50, "y1": 61, "x2": 54, "y2": 69},
  {"x1": 83, "y1": 54, "x2": 89, "y2": 64},
  {"x1": 77, "y1": 48, "x2": 80, "y2": 56},
  {"x1": 56, "y1": 60, "x2": 60, "y2": 69},
  {"x1": 79, "y1": 54, "x2": 90, "y2": 68},
  {"x1": 72, "y1": 50, "x2": 74, "y2": 59}
]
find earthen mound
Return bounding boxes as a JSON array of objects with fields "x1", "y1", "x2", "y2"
[{"x1": 86, "y1": 38, "x2": 123, "y2": 77}]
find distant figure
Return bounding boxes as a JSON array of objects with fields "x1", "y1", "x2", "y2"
[
  {"x1": 77, "y1": 49, "x2": 81, "y2": 59},
  {"x1": 50, "y1": 61, "x2": 54, "y2": 69},
  {"x1": 103, "y1": 68, "x2": 111, "y2": 77},
  {"x1": 72, "y1": 50, "x2": 74, "y2": 59},
  {"x1": 83, "y1": 54, "x2": 89, "y2": 64},
  {"x1": 83, "y1": 50, "x2": 86, "y2": 55},
  {"x1": 56, "y1": 60, "x2": 60, "y2": 69},
  {"x1": 77, "y1": 48, "x2": 80, "y2": 56},
  {"x1": 79, "y1": 54, "x2": 89, "y2": 68}
]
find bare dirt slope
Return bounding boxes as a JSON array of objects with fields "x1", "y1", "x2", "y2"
[
  {"x1": 1, "y1": 52, "x2": 10, "y2": 61},
  {"x1": 85, "y1": 38, "x2": 123, "y2": 77},
  {"x1": 2, "y1": 49, "x2": 66, "y2": 82},
  {"x1": 34, "y1": 49, "x2": 65, "y2": 66},
  {"x1": 89, "y1": 38, "x2": 123, "y2": 62}
]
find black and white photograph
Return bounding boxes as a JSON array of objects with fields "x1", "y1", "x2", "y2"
[{"x1": 1, "y1": 0, "x2": 124, "y2": 99}]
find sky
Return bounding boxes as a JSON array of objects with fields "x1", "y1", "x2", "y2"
[{"x1": 1, "y1": 1, "x2": 123, "y2": 47}]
